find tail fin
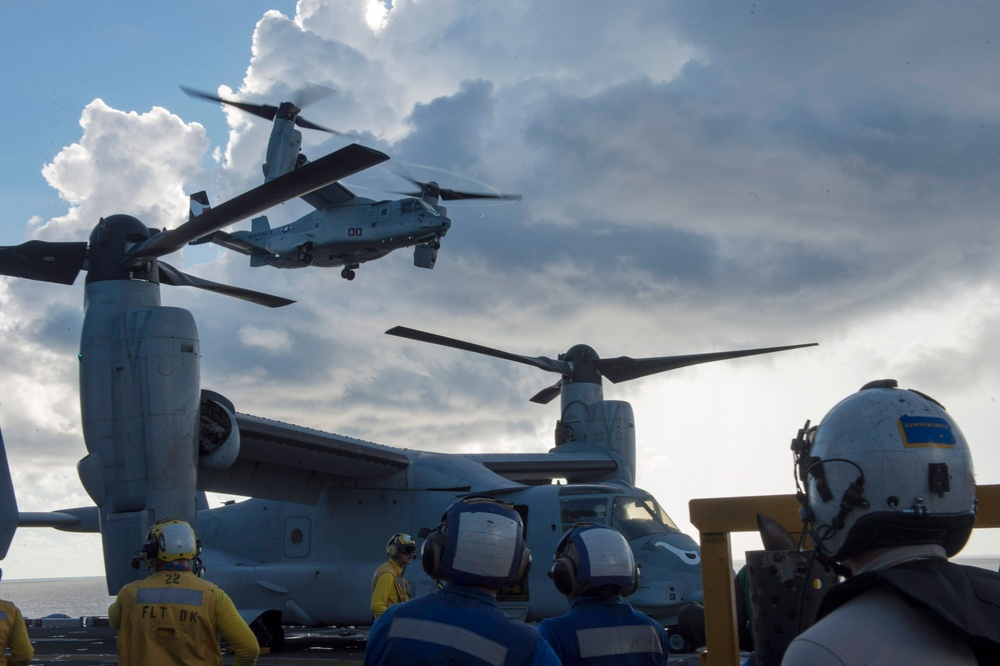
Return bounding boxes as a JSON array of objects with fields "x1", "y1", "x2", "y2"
[
  {"x1": 0, "y1": 427, "x2": 19, "y2": 559},
  {"x1": 250, "y1": 215, "x2": 271, "y2": 233},
  {"x1": 189, "y1": 191, "x2": 212, "y2": 220},
  {"x1": 249, "y1": 216, "x2": 272, "y2": 267},
  {"x1": 188, "y1": 192, "x2": 217, "y2": 245}
]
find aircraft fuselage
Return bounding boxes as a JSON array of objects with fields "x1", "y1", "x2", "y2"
[
  {"x1": 197, "y1": 481, "x2": 702, "y2": 628},
  {"x1": 235, "y1": 197, "x2": 451, "y2": 269}
]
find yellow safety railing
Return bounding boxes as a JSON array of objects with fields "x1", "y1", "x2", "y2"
[{"x1": 688, "y1": 483, "x2": 1000, "y2": 666}]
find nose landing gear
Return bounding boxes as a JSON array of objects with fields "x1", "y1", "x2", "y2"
[{"x1": 297, "y1": 242, "x2": 314, "y2": 265}]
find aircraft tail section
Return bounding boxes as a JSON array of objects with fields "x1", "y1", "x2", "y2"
[
  {"x1": 0, "y1": 424, "x2": 104, "y2": 562},
  {"x1": 0, "y1": 427, "x2": 18, "y2": 559},
  {"x1": 249, "y1": 216, "x2": 272, "y2": 267},
  {"x1": 251, "y1": 215, "x2": 271, "y2": 233}
]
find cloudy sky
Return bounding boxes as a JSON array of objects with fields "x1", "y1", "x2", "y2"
[{"x1": 1, "y1": 1, "x2": 999, "y2": 581}]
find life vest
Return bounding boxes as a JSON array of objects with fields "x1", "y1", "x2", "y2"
[{"x1": 818, "y1": 559, "x2": 1000, "y2": 665}]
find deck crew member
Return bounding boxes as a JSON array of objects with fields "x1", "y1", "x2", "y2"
[
  {"x1": 783, "y1": 380, "x2": 1000, "y2": 665},
  {"x1": 370, "y1": 533, "x2": 416, "y2": 619},
  {"x1": 109, "y1": 518, "x2": 260, "y2": 666},
  {"x1": 539, "y1": 523, "x2": 669, "y2": 664},
  {"x1": 0, "y1": 568, "x2": 33, "y2": 666},
  {"x1": 364, "y1": 496, "x2": 560, "y2": 665}
]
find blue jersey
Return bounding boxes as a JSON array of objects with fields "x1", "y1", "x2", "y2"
[
  {"x1": 365, "y1": 583, "x2": 560, "y2": 666},
  {"x1": 538, "y1": 595, "x2": 669, "y2": 665}
]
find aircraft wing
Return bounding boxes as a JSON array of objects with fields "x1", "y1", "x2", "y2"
[
  {"x1": 300, "y1": 181, "x2": 356, "y2": 210},
  {"x1": 198, "y1": 413, "x2": 412, "y2": 503},
  {"x1": 463, "y1": 452, "x2": 620, "y2": 484},
  {"x1": 195, "y1": 230, "x2": 273, "y2": 259}
]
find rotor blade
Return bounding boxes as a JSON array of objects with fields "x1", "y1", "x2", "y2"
[
  {"x1": 183, "y1": 85, "x2": 353, "y2": 137},
  {"x1": 0, "y1": 240, "x2": 88, "y2": 285},
  {"x1": 596, "y1": 343, "x2": 818, "y2": 384},
  {"x1": 292, "y1": 83, "x2": 339, "y2": 110},
  {"x1": 386, "y1": 326, "x2": 570, "y2": 375},
  {"x1": 385, "y1": 162, "x2": 521, "y2": 202},
  {"x1": 157, "y1": 262, "x2": 294, "y2": 308},
  {"x1": 293, "y1": 116, "x2": 356, "y2": 138},
  {"x1": 437, "y1": 188, "x2": 522, "y2": 202},
  {"x1": 530, "y1": 382, "x2": 563, "y2": 405},
  {"x1": 123, "y1": 143, "x2": 389, "y2": 267},
  {"x1": 180, "y1": 85, "x2": 281, "y2": 122},
  {"x1": 389, "y1": 185, "x2": 521, "y2": 202}
]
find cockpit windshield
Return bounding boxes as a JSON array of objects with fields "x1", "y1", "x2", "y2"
[
  {"x1": 611, "y1": 496, "x2": 681, "y2": 540},
  {"x1": 400, "y1": 198, "x2": 438, "y2": 215},
  {"x1": 558, "y1": 498, "x2": 611, "y2": 532},
  {"x1": 558, "y1": 493, "x2": 680, "y2": 539}
]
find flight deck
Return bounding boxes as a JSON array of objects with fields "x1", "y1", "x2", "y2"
[{"x1": 26, "y1": 622, "x2": 708, "y2": 665}]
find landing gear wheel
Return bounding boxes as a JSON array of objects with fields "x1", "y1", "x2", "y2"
[
  {"x1": 429, "y1": 240, "x2": 440, "y2": 250},
  {"x1": 341, "y1": 268, "x2": 356, "y2": 281},
  {"x1": 668, "y1": 630, "x2": 690, "y2": 654},
  {"x1": 298, "y1": 252, "x2": 313, "y2": 264},
  {"x1": 249, "y1": 613, "x2": 285, "y2": 652}
]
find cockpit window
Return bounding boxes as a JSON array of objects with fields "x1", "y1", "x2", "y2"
[
  {"x1": 559, "y1": 498, "x2": 610, "y2": 532},
  {"x1": 611, "y1": 496, "x2": 680, "y2": 540}
]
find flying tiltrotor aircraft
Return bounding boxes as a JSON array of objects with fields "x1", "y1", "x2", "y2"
[
  {"x1": 0, "y1": 133, "x2": 816, "y2": 653},
  {"x1": 182, "y1": 85, "x2": 521, "y2": 280}
]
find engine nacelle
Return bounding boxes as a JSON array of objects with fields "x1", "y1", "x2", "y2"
[
  {"x1": 198, "y1": 390, "x2": 240, "y2": 470},
  {"x1": 262, "y1": 117, "x2": 302, "y2": 181}
]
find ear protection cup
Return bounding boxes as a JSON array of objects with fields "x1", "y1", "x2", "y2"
[
  {"x1": 549, "y1": 556, "x2": 576, "y2": 596},
  {"x1": 421, "y1": 526, "x2": 447, "y2": 579},
  {"x1": 621, "y1": 563, "x2": 640, "y2": 598},
  {"x1": 387, "y1": 533, "x2": 403, "y2": 558},
  {"x1": 140, "y1": 541, "x2": 159, "y2": 568},
  {"x1": 514, "y1": 543, "x2": 532, "y2": 588},
  {"x1": 502, "y1": 543, "x2": 532, "y2": 592}
]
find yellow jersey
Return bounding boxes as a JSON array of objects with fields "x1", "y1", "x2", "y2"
[{"x1": 110, "y1": 570, "x2": 259, "y2": 666}]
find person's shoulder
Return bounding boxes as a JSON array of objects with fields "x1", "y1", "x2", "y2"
[
  {"x1": 537, "y1": 612, "x2": 570, "y2": 638},
  {"x1": 781, "y1": 632, "x2": 845, "y2": 666},
  {"x1": 177, "y1": 573, "x2": 220, "y2": 593},
  {"x1": 630, "y1": 605, "x2": 668, "y2": 630},
  {"x1": 118, "y1": 577, "x2": 146, "y2": 593},
  {"x1": 0, "y1": 598, "x2": 22, "y2": 614}
]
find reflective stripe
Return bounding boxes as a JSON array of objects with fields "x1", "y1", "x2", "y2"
[
  {"x1": 388, "y1": 617, "x2": 508, "y2": 666},
  {"x1": 136, "y1": 587, "x2": 204, "y2": 606},
  {"x1": 577, "y1": 625, "x2": 663, "y2": 658}
]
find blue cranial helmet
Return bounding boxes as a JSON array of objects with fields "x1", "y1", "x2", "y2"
[
  {"x1": 549, "y1": 523, "x2": 639, "y2": 598},
  {"x1": 421, "y1": 496, "x2": 531, "y2": 590}
]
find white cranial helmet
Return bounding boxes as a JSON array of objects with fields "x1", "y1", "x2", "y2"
[{"x1": 793, "y1": 380, "x2": 977, "y2": 561}]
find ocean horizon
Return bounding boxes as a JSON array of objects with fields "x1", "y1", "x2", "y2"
[
  {"x1": 4, "y1": 556, "x2": 998, "y2": 619},
  {"x1": 0, "y1": 576, "x2": 114, "y2": 619}
]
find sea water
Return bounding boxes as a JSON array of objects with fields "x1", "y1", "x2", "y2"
[
  {"x1": 1, "y1": 558, "x2": 997, "y2": 619},
  {"x1": 0, "y1": 577, "x2": 115, "y2": 619}
]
